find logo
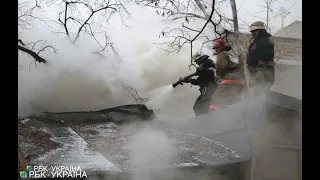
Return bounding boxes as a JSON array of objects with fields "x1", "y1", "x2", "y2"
[
  {"x1": 19, "y1": 165, "x2": 33, "y2": 179},
  {"x1": 19, "y1": 171, "x2": 28, "y2": 179},
  {"x1": 26, "y1": 166, "x2": 33, "y2": 172},
  {"x1": 19, "y1": 165, "x2": 88, "y2": 179}
]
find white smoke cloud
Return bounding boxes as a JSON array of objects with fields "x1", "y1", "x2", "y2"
[
  {"x1": 18, "y1": 32, "x2": 125, "y2": 116},
  {"x1": 18, "y1": 1, "x2": 215, "y2": 119}
]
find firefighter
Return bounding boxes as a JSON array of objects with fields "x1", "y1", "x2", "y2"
[
  {"x1": 247, "y1": 21, "x2": 275, "y2": 96},
  {"x1": 183, "y1": 52, "x2": 218, "y2": 116},
  {"x1": 209, "y1": 39, "x2": 245, "y2": 110}
]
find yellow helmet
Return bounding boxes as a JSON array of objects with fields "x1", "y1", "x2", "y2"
[{"x1": 250, "y1": 21, "x2": 266, "y2": 32}]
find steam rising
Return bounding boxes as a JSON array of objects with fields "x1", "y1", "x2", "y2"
[
  {"x1": 18, "y1": 29, "x2": 202, "y2": 118},
  {"x1": 128, "y1": 125, "x2": 174, "y2": 170},
  {"x1": 18, "y1": 1, "x2": 221, "y2": 119},
  {"x1": 18, "y1": 20, "x2": 210, "y2": 119},
  {"x1": 18, "y1": 31, "x2": 127, "y2": 116}
]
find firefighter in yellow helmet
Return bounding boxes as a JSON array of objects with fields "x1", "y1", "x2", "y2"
[{"x1": 247, "y1": 21, "x2": 275, "y2": 96}]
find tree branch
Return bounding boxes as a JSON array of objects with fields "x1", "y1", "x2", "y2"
[
  {"x1": 18, "y1": 45, "x2": 47, "y2": 64},
  {"x1": 193, "y1": 0, "x2": 210, "y2": 18},
  {"x1": 53, "y1": 0, "x2": 128, "y2": 60}
]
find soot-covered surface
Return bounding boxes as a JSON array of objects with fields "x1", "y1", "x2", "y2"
[
  {"x1": 18, "y1": 119, "x2": 62, "y2": 164},
  {"x1": 71, "y1": 122, "x2": 239, "y2": 171},
  {"x1": 18, "y1": 103, "x2": 247, "y2": 173},
  {"x1": 18, "y1": 117, "x2": 240, "y2": 172}
]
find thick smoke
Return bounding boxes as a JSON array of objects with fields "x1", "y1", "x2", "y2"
[
  {"x1": 18, "y1": 27, "x2": 202, "y2": 118},
  {"x1": 18, "y1": 2, "x2": 215, "y2": 118},
  {"x1": 18, "y1": 29, "x2": 127, "y2": 116}
]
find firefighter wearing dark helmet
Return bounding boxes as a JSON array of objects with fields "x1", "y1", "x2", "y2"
[
  {"x1": 184, "y1": 52, "x2": 217, "y2": 116},
  {"x1": 209, "y1": 39, "x2": 245, "y2": 111},
  {"x1": 247, "y1": 21, "x2": 275, "y2": 96}
]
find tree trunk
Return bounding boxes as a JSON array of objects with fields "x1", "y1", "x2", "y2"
[
  {"x1": 229, "y1": 0, "x2": 251, "y2": 98},
  {"x1": 193, "y1": 0, "x2": 210, "y2": 18},
  {"x1": 266, "y1": 1, "x2": 270, "y2": 29},
  {"x1": 229, "y1": 0, "x2": 241, "y2": 59}
]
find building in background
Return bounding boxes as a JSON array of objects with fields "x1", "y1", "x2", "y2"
[
  {"x1": 273, "y1": 21, "x2": 302, "y2": 39},
  {"x1": 271, "y1": 20, "x2": 302, "y2": 99}
]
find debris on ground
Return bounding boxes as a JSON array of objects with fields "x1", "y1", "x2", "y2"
[
  {"x1": 71, "y1": 122, "x2": 239, "y2": 170},
  {"x1": 18, "y1": 119, "x2": 62, "y2": 164}
]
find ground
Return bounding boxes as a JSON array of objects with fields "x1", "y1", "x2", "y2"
[
  {"x1": 71, "y1": 122, "x2": 238, "y2": 170},
  {"x1": 18, "y1": 120, "x2": 62, "y2": 163},
  {"x1": 18, "y1": 115, "x2": 239, "y2": 171}
]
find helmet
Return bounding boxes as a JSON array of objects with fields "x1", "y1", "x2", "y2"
[
  {"x1": 250, "y1": 21, "x2": 266, "y2": 32},
  {"x1": 191, "y1": 52, "x2": 203, "y2": 62},
  {"x1": 212, "y1": 39, "x2": 227, "y2": 49}
]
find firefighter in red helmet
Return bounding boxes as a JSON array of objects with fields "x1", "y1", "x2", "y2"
[{"x1": 209, "y1": 39, "x2": 245, "y2": 111}]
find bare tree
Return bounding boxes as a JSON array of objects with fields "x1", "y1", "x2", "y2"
[
  {"x1": 18, "y1": 0, "x2": 149, "y2": 104},
  {"x1": 121, "y1": 81, "x2": 149, "y2": 103},
  {"x1": 138, "y1": 0, "x2": 249, "y2": 78},
  {"x1": 244, "y1": 0, "x2": 296, "y2": 32},
  {"x1": 138, "y1": 0, "x2": 253, "y2": 99},
  {"x1": 137, "y1": 0, "x2": 235, "y2": 69},
  {"x1": 18, "y1": 0, "x2": 55, "y2": 64},
  {"x1": 18, "y1": 0, "x2": 133, "y2": 63},
  {"x1": 42, "y1": 0, "x2": 132, "y2": 61}
]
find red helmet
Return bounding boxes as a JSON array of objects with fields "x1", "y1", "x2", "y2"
[{"x1": 212, "y1": 39, "x2": 227, "y2": 49}]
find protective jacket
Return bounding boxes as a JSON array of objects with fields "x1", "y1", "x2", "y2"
[
  {"x1": 209, "y1": 51, "x2": 244, "y2": 111},
  {"x1": 189, "y1": 58, "x2": 216, "y2": 88},
  {"x1": 247, "y1": 32, "x2": 274, "y2": 67},
  {"x1": 188, "y1": 57, "x2": 217, "y2": 116},
  {"x1": 215, "y1": 51, "x2": 238, "y2": 79},
  {"x1": 247, "y1": 31, "x2": 275, "y2": 96}
]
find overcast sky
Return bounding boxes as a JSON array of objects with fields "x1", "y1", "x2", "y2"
[
  {"x1": 19, "y1": 0, "x2": 302, "y2": 60},
  {"x1": 235, "y1": 0, "x2": 302, "y2": 32},
  {"x1": 104, "y1": 0, "x2": 302, "y2": 53},
  {"x1": 21, "y1": 0, "x2": 301, "y2": 46}
]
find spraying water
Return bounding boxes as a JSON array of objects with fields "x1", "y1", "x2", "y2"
[{"x1": 145, "y1": 85, "x2": 174, "y2": 111}]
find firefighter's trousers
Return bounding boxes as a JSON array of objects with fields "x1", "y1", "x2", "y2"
[
  {"x1": 193, "y1": 81, "x2": 217, "y2": 116},
  {"x1": 209, "y1": 80, "x2": 245, "y2": 110}
]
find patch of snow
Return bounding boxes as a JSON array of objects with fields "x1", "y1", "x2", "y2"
[
  {"x1": 188, "y1": 133, "x2": 240, "y2": 157},
  {"x1": 40, "y1": 127, "x2": 50, "y2": 134},
  {"x1": 79, "y1": 123, "x2": 129, "y2": 138},
  {"x1": 128, "y1": 162, "x2": 198, "y2": 171},
  {"x1": 69, "y1": 122, "x2": 240, "y2": 170},
  {"x1": 178, "y1": 163, "x2": 198, "y2": 167},
  {"x1": 168, "y1": 163, "x2": 199, "y2": 168},
  {"x1": 21, "y1": 118, "x2": 30, "y2": 124},
  {"x1": 35, "y1": 127, "x2": 121, "y2": 172},
  {"x1": 194, "y1": 157, "x2": 206, "y2": 164},
  {"x1": 177, "y1": 146, "x2": 195, "y2": 152},
  {"x1": 275, "y1": 58, "x2": 302, "y2": 66}
]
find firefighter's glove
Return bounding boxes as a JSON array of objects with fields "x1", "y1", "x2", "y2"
[{"x1": 178, "y1": 77, "x2": 184, "y2": 85}]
